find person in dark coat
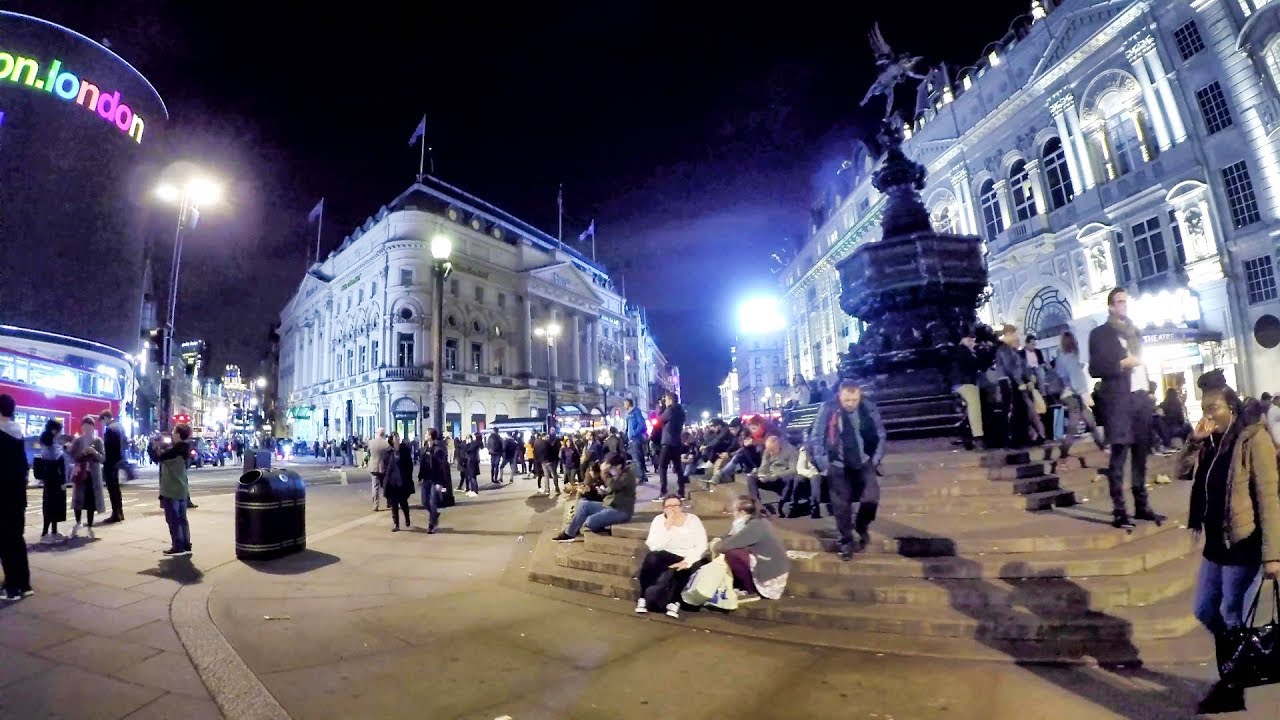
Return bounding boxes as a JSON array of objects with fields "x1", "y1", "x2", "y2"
[
  {"x1": 35, "y1": 420, "x2": 68, "y2": 543},
  {"x1": 98, "y1": 410, "x2": 126, "y2": 523},
  {"x1": 501, "y1": 434, "x2": 519, "y2": 482},
  {"x1": 464, "y1": 435, "x2": 482, "y2": 496},
  {"x1": 416, "y1": 429, "x2": 449, "y2": 532},
  {"x1": 486, "y1": 429, "x2": 504, "y2": 485},
  {"x1": 805, "y1": 380, "x2": 887, "y2": 561},
  {"x1": 383, "y1": 434, "x2": 415, "y2": 531},
  {"x1": 1088, "y1": 287, "x2": 1164, "y2": 530},
  {"x1": 0, "y1": 394, "x2": 32, "y2": 601},
  {"x1": 655, "y1": 392, "x2": 688, "y2": 497}
]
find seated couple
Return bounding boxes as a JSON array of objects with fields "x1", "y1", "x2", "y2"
[
  {"x1": 553, "y1": 453, "x2": 637, "y2": 542},
  {"x1": 635, "y1": 494, "x2": 789, "y2": 619}
]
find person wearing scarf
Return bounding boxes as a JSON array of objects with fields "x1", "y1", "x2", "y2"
[{"x1": 1088, "y1": 287, "x2": 1164, "y2": 530}]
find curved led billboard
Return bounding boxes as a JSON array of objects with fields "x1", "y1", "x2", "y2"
[{"x1": 0, "y1": 12, "x2": 168, "y2": 351}]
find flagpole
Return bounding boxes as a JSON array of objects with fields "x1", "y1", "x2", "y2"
[
  {"x1": 418, "y1": 135, "x2": 426, "y2": 182},
  {"x1": 592, "y1": 222, "x2": 597, "y2": 263},
  {"x1": 557, "y1": 184, "x2": 564, "y2": 250},
  {"x1": 314, "y1": 201, "x2": 323, "y2": 266}
]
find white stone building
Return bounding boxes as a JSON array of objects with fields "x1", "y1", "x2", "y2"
[
  {"x1": 277, "y1": 178, "x2": 673, "y2": 441},
  {"x1": 728, "y1": 332, "x2": 788, "y2": 416},
  {"x1": 783, "y1": 0, "x2": 1280, "y2": 407}
]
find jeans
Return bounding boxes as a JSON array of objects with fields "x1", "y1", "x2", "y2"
[
  {"x1": 714, "y1": 447, "x2": 760, "y2": 483},
  {"x1": 629, "y1": 438, "x2": 648, "y2": 477},
  {"x1": 746, "y1": 473, "x2": 789, "y2": 505},
  {"x1": 465, "y1": 471, "x2": 479, "y2": 494},
  {"x1": 1193, "y1": 558, "x2": 1262, "y2": 634},
  {"x1": 489, "y1": 454, "x2": 503, "y2": 483},
  {"x1": 0, "y1": 514, "x2": 30, "y2": 594},
  {"x1": 564, "y1": 500, "x2": 631, "y2": 537},
  {"x1": 1062, "y1": 394, "x2": 1105, "y2": 450},
  {"x1": 421, "y1": 481, "x2": 440, "y2": 529},
  {"x1": 160, "y1": 497, "x2": 190, "y2": 551},
  {"x1": 541, "y1": 462, "x2": 560, "y2": 492},
  {"x1": 656, "y1": 445, "x2": 686, "y2": 496}
]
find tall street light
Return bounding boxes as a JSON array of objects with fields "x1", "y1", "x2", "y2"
[
  {"x1": 598, "y1": 367, "x2": 612, "y2": 429},
  {"x1": 155, "y1": 174, "x2": 222, "y2": 432},
  {"x1": 534, "y1": 322, "x2": 561, "y2": 433},
  {"x1": 430, "y1": 234, "x2": 453, "y2": 436}
]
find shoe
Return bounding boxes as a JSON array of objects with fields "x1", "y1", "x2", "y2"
[
  {"x1": 0, "y1": 591, "x2": 20, "y2": 602},
  {"x1": 162, "y1": 547, "x2": 184, "y2": 557},
  {"x1": 1112, "y1": 515, "x2": 1135, "y2": 530},
  {"x1": 665, "y1": 602, "x2": 680, "y2": 619},
  {"x1": 736, "y1": 590, "x2": 761, "y2": 604},
  {"x1": 838, "y1": 545, "x2": 854, "y2": 562},
  {"x1": 552, "y1": 533, "x2": 580, "y2": 543},
  {"x1": 187, "y1": 502, "x2": 198, "y2": 509},
  {"x1": 810, "y1": 507, "x2": 822, "y2": 520},
  {"x1": 634, "y1": 598, "x2": 647, "y2": 614},
  {"x1": 856, "y1": 531, "x2": 871, "y2": 552},
  {"x1": 40, "y1": 535, "x2": 55, "y2": 545},
  {"x1": 86, "y1": 528, "x2": 95, "y2": 539},
  {"x1": 1134, "y1": 509, "x2": 1166, "y2": 526},
  {"x1": 20, "y1": 589, "x2": 35, "y2": 598},
  {"x1": 99, "y1": 516, "x2": 121, "y2": 525},
  {"x1": 588, "y1": 527, "x2": 612, "y2": 537},
  {"x1": 1197, "y1": 681, "x2": 1246, "y2": 714},
  {"x1": 392, "y1": 526, "x2": 400, "y2": 532},
  {"x1": 467, "y1": 491, "x2": 478, "y2": 497},
  {"x1": 427, "y1": 525, "x2": 437, "y2": 534}
]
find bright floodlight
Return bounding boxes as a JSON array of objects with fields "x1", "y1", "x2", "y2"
[
  {"x1": 736, "y1": 296, "x2": 786, "y2": 335},
  {"x1": 255, "y1": 377, "x2": 267, "y2": 388},
  {"x1": 547, "y1": 323, "x2": 561, "y2": 337},
  {"x1": 431, "y1": 234, "x2": 453, "y2": 260},
  {"x1": 186, "y1": 177, "x2": 222, "y2": 205},
  {"x1": 701, "y1": 410, "x2": 710, "y2": 420},
  {"x1": 155, "y1": 183, "x2": 180, "y2": 203}
]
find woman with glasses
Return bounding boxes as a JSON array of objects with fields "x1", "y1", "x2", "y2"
[{"x1": 635, "y1": 494, "x2": 707, "y2": 618}]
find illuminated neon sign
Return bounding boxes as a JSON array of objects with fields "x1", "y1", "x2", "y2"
[{"x1": 0, "y1": 48, "x2": 146, "y2": 143}]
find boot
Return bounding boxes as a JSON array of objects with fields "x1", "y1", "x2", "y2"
[
  {"x1": 1197, "y1": 681, "x2": 1245, "y2": 714},
  {"x1": 854, "y1": 502, "x2": 878, "y2": 551},
  {"x1": 1133, "y1": 506, "x2": 1166, "y2": 525},
  {"x1": 1112, "y1": 514, "x2": 1135, "y2": 530},
  {"x1": 810, "y1": 505, "x2": 822, "y2": 520}
]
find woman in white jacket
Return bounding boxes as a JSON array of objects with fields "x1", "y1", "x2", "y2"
[{"x1": 635, "y1": 495, "x2": 708, "y2": 618}]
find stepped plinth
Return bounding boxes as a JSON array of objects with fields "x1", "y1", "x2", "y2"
[{"x1": 526, "y1": 440, "x2": 1209, "y2": 665}]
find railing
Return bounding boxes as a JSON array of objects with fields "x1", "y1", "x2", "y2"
[{"x1": 382, "y1": 366, "x2": 427, "y2": 381}]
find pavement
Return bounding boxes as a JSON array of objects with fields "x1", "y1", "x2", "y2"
[{"x1": 2, "y1": 463, "x2": 1279, "y2": 719}]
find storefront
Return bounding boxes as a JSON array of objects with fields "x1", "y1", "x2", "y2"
[{"x1": 1129, "y1": 288, "x2": 1235, "y2": 423}]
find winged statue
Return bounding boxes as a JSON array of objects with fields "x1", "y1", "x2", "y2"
[{"x1": 859, "y1": 23, "x2": 928, "y2": 120}]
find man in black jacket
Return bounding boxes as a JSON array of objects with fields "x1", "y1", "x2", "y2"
[
  {"x1": 655, "y1": 392, "x2": 687, "y2": 497},
  {"x1": 0, "y1": 394, "x2": 32, "y2": 601},
  {"x1": 98, "y1": 410, "x2": 126, "y2": 523},
  {"x1": 1088, "y1": 287, "x2": 1163, "y2": 530},
  {"x1": 486, "y1": 429, "x2": 504, "y2": 485}
]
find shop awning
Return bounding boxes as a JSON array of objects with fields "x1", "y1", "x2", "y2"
[
  {"x1": 287, "y1": 406, "x2": 314, "y2": 420},
  {"x1": 1141, "y1": 327, "x2": 1223, "y2": 346}
]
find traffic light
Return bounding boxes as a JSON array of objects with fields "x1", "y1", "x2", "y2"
[
  {"x1": 421, "y1": 407, "x2": 430, "y2": 419},
  {"x1": 147, "y1": 328, "x2": 163, "y2": 367},
  {"x1": 173, "y1": 414, "x2": 191, "y2": 426}
]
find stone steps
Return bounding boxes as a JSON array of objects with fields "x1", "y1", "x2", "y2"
[
  {"x1": 689, "y1": 485, "x2": 1076, "y2": 516},
  {"x1": 541, "y1": 549, "x2": 1199, "y2": 642}
]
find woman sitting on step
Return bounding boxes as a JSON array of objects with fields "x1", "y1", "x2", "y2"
[
  {"x1": 634, "y1": 494, "x2": 708, "y2": 617},
  {"x1": 709, "y1": 496, "x2": 790, "y2": 603},
  {"x1": 1179, "y1": 370, "x2": 1280, "y2": 715}
]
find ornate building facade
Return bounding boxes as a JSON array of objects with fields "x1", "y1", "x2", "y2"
[
  {"x1": 277, "y1": 178, "x2": 675, "y2": 441},
  {"x1": 783, "y1": 0, "x2": 1280, "y2": 407}
]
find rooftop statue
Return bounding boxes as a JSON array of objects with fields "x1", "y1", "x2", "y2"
[{"x1": 859, "y1": 23, "x2": 928, "y2": 121}]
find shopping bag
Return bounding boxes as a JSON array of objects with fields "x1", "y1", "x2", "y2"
[
  {"x1": 682, "y1": 555, "x2": 729, "y2": 606},
  {"x1": 1218, "y1": 579, "x2": 1280, "y2": 688}
]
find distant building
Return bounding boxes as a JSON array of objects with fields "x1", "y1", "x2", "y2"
[
  {"x1": 277, "y1": 178, "x2": 673, "y2": 441},
  {"x1": 728, "y1": 333, "x2": 787, "y2": 417},
  {"x1": 781, "y1": 0, "x2": 1280, "y2": 409},
  {"x1": 718, "y1": 369, "x2": 740, "y2": 418}
]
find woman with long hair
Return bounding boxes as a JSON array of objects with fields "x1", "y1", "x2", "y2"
[
  {"x1": 1052, "y1": 331, "x2": 1105, "y2": 452},
  {"x1": 384, "y1": 433, "x2": 414, "y2": 531},
  {"x1": 68, "y1": 416, "x2": 105, "y2": 537},
  {"x1": 1179, "y1": 370, "x2": 1280, "y2": 714}
]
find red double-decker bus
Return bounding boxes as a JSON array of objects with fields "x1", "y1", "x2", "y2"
[{"x1": 0, "y1": 325, "x2": 134, "y2": 438}]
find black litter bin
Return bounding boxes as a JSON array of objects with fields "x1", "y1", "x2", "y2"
[{"x1": 235, "y1": 469, "x2": 306, "y2": 561}]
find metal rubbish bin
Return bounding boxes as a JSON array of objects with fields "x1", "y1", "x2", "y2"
[{"x1": 235, "y1": 469, "x2": 307, "y2": 561}]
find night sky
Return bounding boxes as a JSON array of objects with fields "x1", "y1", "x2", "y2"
[{"x1": 12, "y1": 0, "x2": 1027, "y2": 413}]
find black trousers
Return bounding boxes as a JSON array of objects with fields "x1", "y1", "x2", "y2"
[
  {"x1": 1107, "y1": 392, "x2": 1153, "y2": 518},
  {"x1": 390, "y1": 498, "x2": 411, "y2": 528},
  {"x1": 637, "y1": 550, "x2": 696, "y2": 608},
  {"x1": 0, "y1": 515, "x2": 30, "y2": 594},
  {"x1": 828, "y1": 465, "x2": 879, "y2": 547},
  {"x1": 104, "y1": 459, "x2": 124, "y2": 518},
  {"x1": 656, "y1": 445, "x2": 686, "y2": 496}
]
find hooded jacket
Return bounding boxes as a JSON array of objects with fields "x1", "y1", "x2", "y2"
[{"x1": 1180, "y1": 421, "x2": 1280, "y2": 563}]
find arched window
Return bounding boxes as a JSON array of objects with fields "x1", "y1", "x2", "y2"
[
  {"x1": 930, "y1": 204, "x2": 955, "y2": 234},
  {"x1": 1009, "y1": 160, "x2": 1038, "y2": 222},
  {"x1": 979, "y1": 179, "x2": 1004, "y2": 241},
  {"x1": 1024, "y1": 286, "x2": 1073, "y2": 338},
  {"x1": 1096, "y1": 90, "x2": 1146, "y2": 177},
  {"x1": 1042, "y1": 138, "x2": 1075, "y2": 209},
  {"x1": 1265, "y1": 36, "x2": 1280, "y2": 90}
]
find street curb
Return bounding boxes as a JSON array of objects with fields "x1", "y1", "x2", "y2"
[{"x1": 170, "y1": 511, "x2": 381, "y2": 720}]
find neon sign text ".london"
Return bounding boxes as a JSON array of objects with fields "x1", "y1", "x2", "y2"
[{"x1": 0, "y1": 48, "x2": 147, "y2": 143}]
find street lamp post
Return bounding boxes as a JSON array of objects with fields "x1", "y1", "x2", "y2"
[
  {"x1": 430, "y1": 235, "x2": 453, "y2": 437},
  {"x1": 598, "y1": 367, "x2": 612, "y2": 429},
  {"x1": 534, "y1": 323, "x2": 561, "y2": 433},
  {"x1": 155, "y1": 175, "x2": 221, "y2": 432}
]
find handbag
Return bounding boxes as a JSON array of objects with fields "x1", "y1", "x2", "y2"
[
  {"x1": 1031, "y1": 388, "x2": 1048, "y2": 415},
  {"x1": 1218, "y1": 579, "x2": 1280, "y2": 688},
  {"x1": 682, "y1": 555, "x2": 730, "y2": 606}
]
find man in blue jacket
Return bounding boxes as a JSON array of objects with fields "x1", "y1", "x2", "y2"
[
  {"x1": 654, "y1": 392, "x2": 687, "y2": 497},
  {"x1": 624, "y1": 398, "x2": 648, "y2": 480},
  {"x1": 806, "y1": 380, "x2": 886, "y2": 561}
]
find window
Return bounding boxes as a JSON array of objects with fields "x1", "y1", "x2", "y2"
[
  {"x1": 1105, "y1": 112, "x2": 1142, "y2": 176},
  {"x1": 1266, "y1": 37, "x2": 1280, "y2": 90},
  {"x1": 450, "y1": 279, "x2": 459, "y2": 297},
  {"x1": 358, "y1": 345, "x2": 367, "y2": 373},
  {"x1": 397, "y1": 333, "x2": 414, "y2": 367},
  {"x1": 400, "y1": 268, "x2": 413, "y2": 286},
  {"x1": 1130, "y1": 217, "x2": 1169, "y2": 279},
  {"x1": 979, "y1": 179, "x2": 1004, "y2": 240},
  {"x1": 475, "y1": 285, "x2": 484, "y2": 303},
  {"x1": 1244, "y1": 255, "x2": 1278, "y2": 304},
  {"x1": 1009, "y1": 160, "x2": 1038, "y2": 222},
  {"x1": 857, "y1": 197, "x2": 871, "y2": 216},
  {"x1": 493, "y1": 347, "x2": 506, "y2": 376},
  {"x1": 1173, "y1": 20, "x2": 1205, "y2": 61},
  {"x1": 335, "y1": 354, "x2": 341, "y2": 378},
  {"x1": 1196, "y1": 82, "x2": 1233, "y2": 134},
  {"x1": 371, "y1": 340, "x2": 379, "y2": 369},
  {"x1": 445, "y1": 339, "x2": 458, "y2": 371},
  {"x1": 470, "y1": 342, "x2": 483, "y2": 372},
  {"x1": 358, "y1": 289, "x2": 364, "y2": 304},
  {"x1": 806, "y1": 287, "x2": 817, "y2": 304},
  {"x1": 1042, "y1": 138, "x2": 1074, "y2": 209},
  {"x1": 346, "y1": 349, "x2": 354, "y2": 376},
  {"x1": 1222, "y1": 161, "x2": 1262, "y2": 227},
  {"x1": 1168, "y1": 210, "x2": 1187, "y2": 266},
  {"x1": 1115, "y1": 233, "x2": 1134, "y2": 284},
  {"x1": 346, "y1": 296, "x2": 352, "y2": 311},
  {"x1": 498, "y1": 292, "x2": 506, "y2": 309},
  {"x1": 371, "y1": 281, "x2": 378, "y2": 296}
]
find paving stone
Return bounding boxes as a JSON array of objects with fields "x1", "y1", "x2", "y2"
[
  {"x1": 0, "y1": 646, "x2": 56, "y2": 689},
  {"x1": 37, "y1": 633, "x2": 163, "y2": 675},
  {"x1": 111, "y1": 650, "x2": 211, "y2": 700},
  {"x1": 0, "y1": 664, "x2": 162, "y2": 720},
  {"x1": 117, "y1": 619, "x2": 186, "y2": 654},
  {"x1": 122, "y1": 692, "x2": 223, "y2": 720},
  {"x1": 63, "y1": 583, "x2": 151, "y2": 609},
  {"x1": 0, "y1": 611, "x2": 86, "y2": 652}
]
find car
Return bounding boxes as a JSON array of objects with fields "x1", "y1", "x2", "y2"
[{"x1": 189, "y1": 439, "x2": 223, "y2": 468}]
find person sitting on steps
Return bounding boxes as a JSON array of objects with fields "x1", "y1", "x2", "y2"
[
  {"x1": 554, "y1": 453, "x2": 637, "y2": 542},
  {"x1": 745, "y1": 435, "x2": 799, "y2": 517},
  {"x1": 635, "y1": 494, "x2": 708, "y2": 618}
]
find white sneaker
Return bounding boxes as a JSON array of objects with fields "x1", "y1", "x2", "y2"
[
  {"x1": 86, "y1": 528, "x2": 95, "y2": 539},
  {"x1": 665, "y1": 602, "x2": 679, "y2": 619},
  {"x1": 467, "y1": 491, "x2": 478, "y2": 497},
  {"x1": 634, "y1": 598, "x2": 647, "y2": 614}
]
